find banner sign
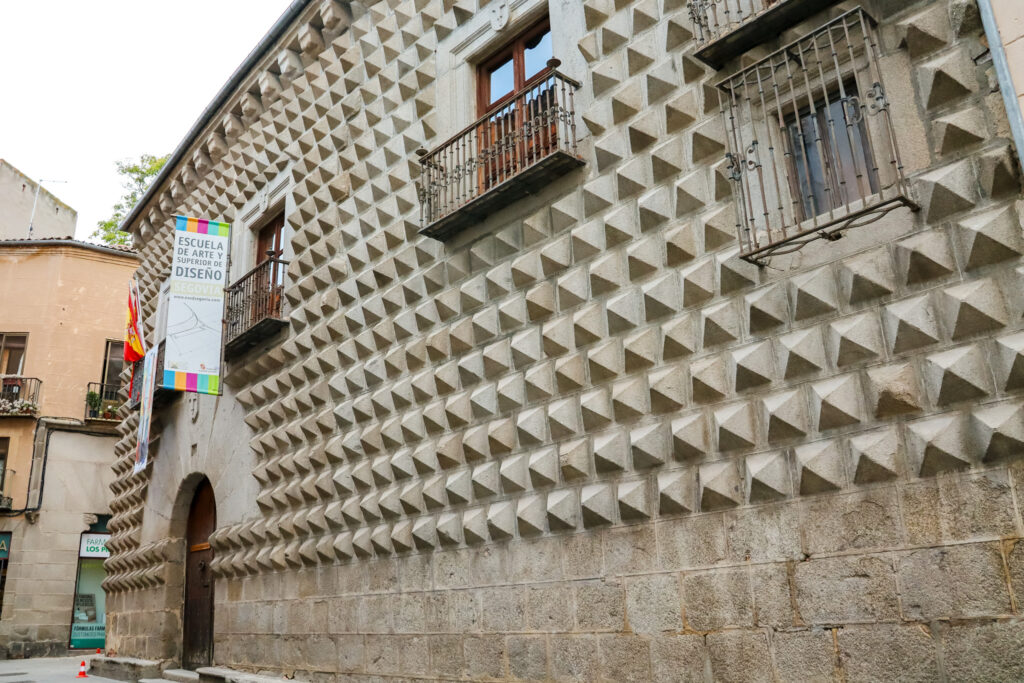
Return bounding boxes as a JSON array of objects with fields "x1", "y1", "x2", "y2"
[
  {"x1": 134, "y1": 346, "x2": 158, "y2": 474},
  {"x1": 0, "y1": 532, "x2": 11, "y2": 560},
  {"x1": 79, "y1": 533, "x2": 110, "y2": 558},
  {"x1": 162, "y1": 215, "x2": 230, "y2": 395}
]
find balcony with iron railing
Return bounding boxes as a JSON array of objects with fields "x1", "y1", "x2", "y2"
[
  {"x1": 85, "y1": 382, "x2": 122, "y2": 422},
  {"x1": 718, "y1": 7, "x2": 916, "y2": 263},
  {"x1": 689, "y1": 0, "x2": 841, "y2": 68},
  {"x1": 417, "y1": 61, "x2": 585, "y2": 240},
  {"x1": 0, "y1": 376, "x2": 41, "y2": 417},
  {"x1": 224, "y1": 256, "x2": 289, "y2": 357},
  {"x1": 129, "y1": 341, "x2": 175, "y2": 409}
]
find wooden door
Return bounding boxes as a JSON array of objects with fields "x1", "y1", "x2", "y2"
[{"x1": 183, "y1": 480, "x2": 216, "y2": 669}]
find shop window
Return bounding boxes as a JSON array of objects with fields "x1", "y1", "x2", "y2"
[
  {"x1": 0, "y1": 531, "x2": 10, "y2": 618},
  {"x1": 70, "y1": 529, "x2": 110, "y2": 650},
  {"x1": 0, "y1": 437, "x2": 7, "y2": 494}
]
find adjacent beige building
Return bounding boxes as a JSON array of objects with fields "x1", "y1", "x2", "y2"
[
  {"x1": 0, "y1": 160, "x2": 77, "y2": 241},
  {"x1": 105, "y1": 0, "x2": 1024, "y2": 679},
  {"x1": 0, "y1": 235, "x2": 138, "y2": 657}
]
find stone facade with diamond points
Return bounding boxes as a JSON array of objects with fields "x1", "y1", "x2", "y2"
[{"x1": 105, "y1": 0, "x2": 1024, "y2": 679}]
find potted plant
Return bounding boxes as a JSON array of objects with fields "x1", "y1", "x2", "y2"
[{"x1": 86, "y1": 391, "x2": 101, "y2": 418}]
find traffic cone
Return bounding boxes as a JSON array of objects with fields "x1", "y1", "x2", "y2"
[{"x1": 76, "y1": 661, "x2": 88, "y2": 678}]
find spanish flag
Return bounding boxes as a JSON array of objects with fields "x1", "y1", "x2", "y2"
[{"x1": 124, "y1": 278, "x2": 146, "y2": 363}]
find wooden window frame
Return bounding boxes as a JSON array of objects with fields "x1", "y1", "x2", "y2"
[
  {"x1": 255, "y1": 210, "x2": 286, "y2": 264},
  {"x1": 477, "y1": 17, "x2": 553, "y2": 117}
]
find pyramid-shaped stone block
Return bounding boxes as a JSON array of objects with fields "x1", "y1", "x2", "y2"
[
  {"x1": 617, "y1": 480, "x2": 652, "y2": 520},
  {"x1": 699, "y1": 461, "x2": 742, "y2": 510},
  {"x1": 828, "y1": 314, "x2": 884, "y2": 368},
  {"x1": 940, "y1": 278, "x2": 1009, "y2": 340},
  {"x1": 745, "y1": 451, "x2": 791, "y2": 502},
  {"x1": 811, "y1": 374, "x2": 860, "y2": 432},
  {"x1": 658, "y1": 470, "x2": 696, "y2": 514},
  {"x1": 907, "y1": 414, "x2": 972, "y2": 476},
  {"x1": 956, "y1": 205, "x2": 1024, "y2": 270},
  {"x1": 581, "y1": 484, "x2": 616, "y2": 527},
  {"x1": 923, "y1": 344, "x2": 992, "y2": 406},
  {"x1": 795, "y1": 439, "x2": 845, "y2": 494},
  {"x1": 867, "y1": 363, "x2": 922, "y2": 419},
  {"x1": 762, "y1": 389, "x2": 808, "y2": 443},
  {"x1": 883, "y1": 295, "x2": 942, "y2": 354},
  {"x1": 714, "y1": 402, "x2": 757, "y2": 452},
  {"x1": 972, "y1": 402, "x2": 1024, "y2": 462}
]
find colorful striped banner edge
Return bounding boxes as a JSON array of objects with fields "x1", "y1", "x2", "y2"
[
  {"x1": 173, "y1": 215, "x2": 230, "y2": 237},
  {"x1": 161, "y1": 370, "x2": 221, "y2": 396}
]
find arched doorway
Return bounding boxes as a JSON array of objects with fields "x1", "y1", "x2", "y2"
[{"x1": 183, "y1": 479, "x2": 215, "y2": 669}]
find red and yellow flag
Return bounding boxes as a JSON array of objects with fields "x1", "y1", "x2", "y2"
[{"x1": 124, "y1": 278, "x2": 146, "y2": 363}]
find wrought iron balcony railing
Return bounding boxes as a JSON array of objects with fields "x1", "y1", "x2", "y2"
[
  {"x1": 690, "y1": 0, "x2": 840, "y2": 68},
  {"x1": 0, "y1": 376, "x2": 41, "y2": 417},
  {"x1": 417, "y1": 62, "x2": 585, "y2": 240},
  {"x1": 85, "y1": 381, "x2": 121, "y2": 421},
  {"x1": 718, "y1": 8, "x2": 916, "y2": 263},
  {"x1": 224, "y1": 257, "x2": 289, "y2": 357},
  {"x1": 129, "y1": 341, "x2": 174, "y2": 409}
]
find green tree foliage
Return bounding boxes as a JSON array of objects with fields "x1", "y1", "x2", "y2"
[{"x1": 92, "y1": 154, "x2": 169, "y2": 246}]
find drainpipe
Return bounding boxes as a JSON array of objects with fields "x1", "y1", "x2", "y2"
[{"x1": 977, "y1": 0, "x2": 1024, "y2": 166}]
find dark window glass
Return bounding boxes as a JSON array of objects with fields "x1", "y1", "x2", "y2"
[
  {"x1": 0, "y1": 531, "x2": 9, "y2": 619},
  {"x1": 0, "y1": 438, "x2": 7, "y2": 494},
  {"x1": 102, "y1": 341, "x2": 124, "y2": 389},
  {"x1": 787, "y1": 88, "x2": 879, "y2": 221},
  {"x1": 0, "y1": 335, "x2": 27, "y2": 375}
]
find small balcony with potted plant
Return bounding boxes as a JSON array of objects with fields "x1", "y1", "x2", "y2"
[
  {"x1": 0, "y1": 376, "x2": 41, "y2": 418},
  {"x1": 85, "y1": 382, "x2": 121, "y2": 422}
]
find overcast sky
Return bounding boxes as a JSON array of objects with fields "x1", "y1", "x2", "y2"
[{"x1": 0, "y1": 1, "x2": 290, "y2": 241}]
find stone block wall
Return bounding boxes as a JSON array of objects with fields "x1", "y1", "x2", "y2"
[
  {"x1": 207, "y1": 470, "x2": 1024, "y2": 680},
  {"x1": 106, "y1": 0, "x2": 1024, "y2": 679}
]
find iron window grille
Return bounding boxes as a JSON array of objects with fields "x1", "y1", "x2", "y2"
[{"x1": 717, "y1": 7, "x2": 916, "y2": 263}]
